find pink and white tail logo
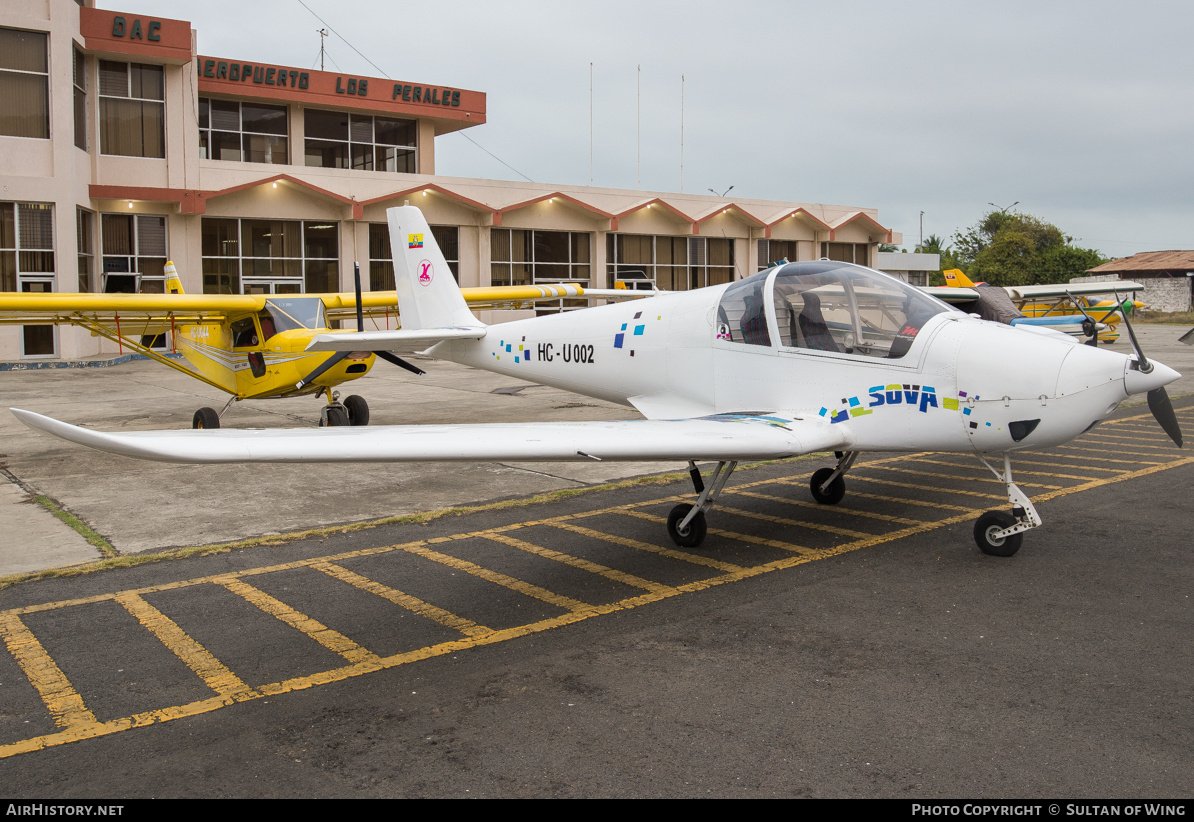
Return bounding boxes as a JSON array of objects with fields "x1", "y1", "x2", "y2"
[{"x1": 418, "y1": 259, "x2": 434, "y2": 286}]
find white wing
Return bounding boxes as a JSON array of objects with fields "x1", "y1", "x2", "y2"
[{"x1": 11, "y1": 409, "x2": 847, "y2": 465}]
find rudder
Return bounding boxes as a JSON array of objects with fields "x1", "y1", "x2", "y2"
[{"x1": 387, "y1": 206, "x2": 481, "y2": 331}]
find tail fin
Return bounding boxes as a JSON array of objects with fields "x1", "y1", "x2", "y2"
[
  {"x1": 942, "y1": 268, "x2": 976, "y2": 287},
  {"x1": 165, "y1": 261, "x2": 184, "y2": 294},
  {"x1": 387, "y1": 206, "x2": 482, "y2": 330}
]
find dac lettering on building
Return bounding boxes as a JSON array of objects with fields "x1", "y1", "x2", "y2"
[{"x1": 110, "y1": 16, "x2": 163, "y2": 42}]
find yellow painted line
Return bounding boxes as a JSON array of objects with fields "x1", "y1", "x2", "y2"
[
  {"x1": 548, "y1": 518, "x2": 749, "y2": 571},
  {"x1": 621, "y1": 510, "x2": 816, "y2": 554},
  {"x1": 844, "y1": 473, "x2": 1008, "y2": 501},
  {"x1": 1006, "y1": 457, "x2": 1125, "y2": 473},
  {"x1": 902, "y1": 455, "x2": 1094, "y2": 482},
  {"x1": 1049, "y1": 447, "x2": 1164, "y2": 465},
  {"x1": 766, "y1": 477, "x2": 978, "y2": 512},
  {"x1": 398, "y1": 543, "x2": 592, "y2": 613},
  {"x1": 1076, "y1": 432, "x2": 1178, "y2": 449},
  {"x1": 3, "y1": 453, "x2": 1193, "y2": 761},
  {"x1": 481, "y1": 531, "x2": 675, "y2": 595},
  {"x1": 217, "y1": 579, "x2": 380, "y2": 665},
  {"x1": 869, "y1": 463, "x2": 1065, "y2": 487},
  {"x1": 0, "y1": 614, "x2": 98, "y2": 729},
  {"x1": 311, "y1": 561, "x2": 492, "y2": 639},
  {"x1": 713, "y1": 504, "x2": 874, "y2": 539},
  {"x1": 730, "y1": 490, "x2": 928, "y2": 526},
  {"x1": 115, "y1": 593, "x2": 258, "y2": 701}
]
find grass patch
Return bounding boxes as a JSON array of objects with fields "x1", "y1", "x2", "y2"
[
  {"x1": 32, "y1": 495, "x2": 116, "y2": 558},
  {"x1": 1140, "y1": 311, "x2": 1194, "y2": 325},
  {"x1": 0, "y1": 454, "x2": 825, "y2": 591}
]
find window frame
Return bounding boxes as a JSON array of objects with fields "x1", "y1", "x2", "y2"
[
  {"x1": 303, "y1": 108, "x2": 417, "y2": 173},
  {"x1": 98, "y1": 60, "x2": 165, "y2": 158},
  {"x1": 0, "y1": 27, "x2": 50, "y2": 140},
  {"x1": 199, "y1": 96, "x2": 289, "y2": 164},
  {"x1": 1, "y1": 201, "x2": 57, "y2": 357}
]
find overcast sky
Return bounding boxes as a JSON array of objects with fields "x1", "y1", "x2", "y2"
[{"x1": 106, "y1": 0, "x2": 1194, "y2": 258}]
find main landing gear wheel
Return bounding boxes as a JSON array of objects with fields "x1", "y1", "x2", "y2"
[
  {"x1": 193, "y1": 407, "x2": 220, "y2": 429},
  {"x1": 810, "y1": 467, "x2": 845, "y2": 505},
  {"x1": 974, "y1": 510, "x2": 1023, "y2": 557},
  {"x1": 667, "y1": 503, "x2": 707, "y2": 548},
  {"x1": 344, "y1": 395, "x2": 370, "y2": 426},
  {"x1": 323, "y1": 406, "x2": 350, "y2": 427}
]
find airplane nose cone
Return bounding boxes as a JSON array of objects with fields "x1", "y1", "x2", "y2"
[{"x1": 1124, "y1": 358, "x2": 1181, "y2": 397}]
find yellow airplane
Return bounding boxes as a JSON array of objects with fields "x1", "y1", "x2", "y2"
[
  {"x1": 0, "y1": 263, "x2": 594, "y2": 428},
  {"x1": 936, "y1": 269, "x2": 1145, "y2": 344}
]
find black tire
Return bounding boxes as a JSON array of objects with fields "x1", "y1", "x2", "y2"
[
  {"x1": 324, "y1": 406, "x2": 350, "y2": 427},
  {"x1": 810, "y1": 467, "x2": 845, "y2": 505},
  {"x1": 344, "y1": 394, "x2": 370, "y2": 426},
  {"x1": 974, "y1": 510, "x2": 1023, "y2": 557},
  {"x1": 193, "y1": 407, "x2": 220, "y2": 429},
  {"x1": 667, "y1": 503, "x2": 707, "y2": 548}
]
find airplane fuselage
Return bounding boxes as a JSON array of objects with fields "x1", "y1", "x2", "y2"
[{"x1": 438, "y1": 278, "x2": 1155, "y2": 457}]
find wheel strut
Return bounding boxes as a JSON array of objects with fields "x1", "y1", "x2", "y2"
[{"x1": 973, "y1": 453, "x2": 1041, "y2": 556}]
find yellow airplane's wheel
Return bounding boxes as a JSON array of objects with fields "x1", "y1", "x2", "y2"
[
  {"x1": 193, "y1": 407, "x2": 220, "y2": 429},
  {"x1": 344, "y1": 395, "x2": 370, "y2": 426},
  {"x1": 324, "y1": 407, "x2": 350, "y2": 427}
]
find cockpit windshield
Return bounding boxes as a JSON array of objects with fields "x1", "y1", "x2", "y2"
[
  {"x1": 264, "y1": 298, "x2": 329, "y2": 333},
  {"x1": 716, "y1": 261, "x2": 953, "y2": 359}
]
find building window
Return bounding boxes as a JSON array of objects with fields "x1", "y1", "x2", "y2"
[
  {"x1": 820, "y1": 242, "x2": 870, "y2": 266},
  {"x1": 99, "y1": 61, "x2": 164, "y2": 158},
  {"x1": 758, "y1": 239, "x2": 799, "y2": 271},
  {"x1": 201, "y1": 218, "x2": 339, "y2": 294},
  {"x1": 491, "y1": 229, "x2": 589, "y2": 287},
  {"x1": 101, "y1": 214, "x2": 167, "y2": 292},
  {"x1": 199, "y1": 98, "x2": 288, "y2": 164},
  {"x1": 77, "y1": 209, "x2": 94, "y2": 291},
  {"x1": 73, "y1": 48, "x2": 87, "y2": 150},
  {"x1": 369, "y1": 223, "x2": 458, "y2": 289},
  {"x1": 688, "y1": 237, "x2": 735, "y2": 289},
  {"x1": 1, "y1": 202, "x2": 56, "y2": 356},
  {"x1": 304, "y1": 109, "x2": 416, "y2": 172},
  {"x1": 0, "y1": 28, "x2": 49, "y2": 139},
  {"x1": 607, "y1": 234, "x2": 689, "y2": 290}
]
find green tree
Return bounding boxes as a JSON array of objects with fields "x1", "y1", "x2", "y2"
[{"x1": 950, "y1": 209, "x2": 1108, "y2": 286}]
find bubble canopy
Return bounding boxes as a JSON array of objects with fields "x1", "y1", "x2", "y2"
[{"x1": 715, "y1": 261, "x2": 955, "y2": 359}]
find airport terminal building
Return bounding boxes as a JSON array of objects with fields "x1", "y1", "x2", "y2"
[{"x1": 0, "y1": 0, "x2": 900, "y2": 360}]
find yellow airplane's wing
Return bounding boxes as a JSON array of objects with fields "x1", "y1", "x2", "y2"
[
  {"x1": 0, "y1": 292, "x2": 264, "y2": 326},
  {"x1": 321, "y1": 283, "x2": 591, "y2": 323}
]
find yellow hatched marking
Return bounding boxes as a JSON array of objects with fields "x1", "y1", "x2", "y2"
[
  {"x1": 2, "y1": 454, "x2": 1193, "y2": 760},
  {"x1": 872, "y1": 463, "x2": 1062, "y2": 489},
  {"x1": 621, "y1": 510, "x2": 815, "y2": 554},
  {"x1": 398, "y1": 544, "x2": 592, "y2": 613},
  {"x1": 844, "y1": 473, "x2": 1007, "y2": 501},
  {"x1": 311, "y1": 561, "x2": 492, "y2": 638},
  {"x1": 732, "y1": 490, "x2": 927, "y2": 526},
  {"x1": 902, "y1": 456, "x2": 1089, "y2": 482},
  {"x1": 549, "y1": 518, "x2": 748, "y2": 571},
  {"x1": 0, "y1": 614, "x2": 98, "y2": 729},
  {"x1": 714, "y1": 504, "x2": 874, "y2": 538},
  {"x1": 115, "y1": 593, "x2": 258, "y2": 701},
  {"x1": 1050, "y1": 447, "x2": 1164, "y2": 465},
  {"x1": 482, "y1": 532, "x2": 674, "y2": 595},
  {"x1": 1076, "y1": 432, "x2": 1177, "y2": 449},
  {"x1": 1007, "y1": 457, "x2": 1124, "y2": 473},
  {"x1": 217, "y1": 579, "x2": 379, "y2": 665}
]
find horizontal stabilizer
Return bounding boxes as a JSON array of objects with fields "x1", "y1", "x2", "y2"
[
  {"x1": 11, "y1": 409, "x2": 847, "y2": 465},
  {"x1": 305, "y1": 326, "x2": 486, "y2": 354}
]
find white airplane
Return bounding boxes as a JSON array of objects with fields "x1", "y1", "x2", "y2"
[{"x1": 11, "y1": 207, "x2": 1184, "y2": 557}]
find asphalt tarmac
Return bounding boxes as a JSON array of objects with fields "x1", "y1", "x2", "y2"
[{"x1": 0, "y1": 324, "x2": 1190, "y2": 798}]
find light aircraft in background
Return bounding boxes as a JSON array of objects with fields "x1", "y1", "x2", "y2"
[
  {"x1": 0, "y1": 265, "x2": 614, "y2": 428},
  {"x1": 928, "y1": 268, "x2": 1145, "y2": 344},
  {"x1": 12, "y1": 207, "x2": 1183, "y2": 557}
]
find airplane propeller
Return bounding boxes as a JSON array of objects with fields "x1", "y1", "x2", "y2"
[
  {"x1": 1113, "y1": 289, "x2": 1183, "y2": 447},
  {"x1": 352, "y1": 262, "x2": 425, "y2": 377}
]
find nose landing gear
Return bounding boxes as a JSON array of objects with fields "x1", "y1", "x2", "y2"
[{"x1": 973, "y1": 453, "x2": 1041, "y2": 557}]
